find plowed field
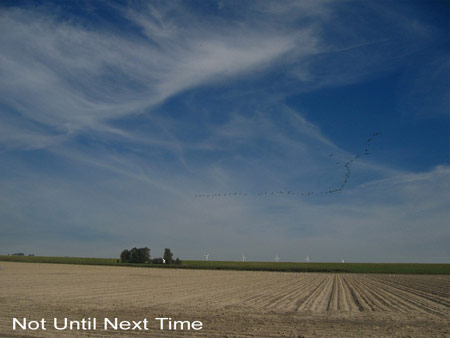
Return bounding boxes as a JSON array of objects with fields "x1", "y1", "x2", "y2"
[{"x1": 1, "y1": 262, "x2": 449, "y2": 337}]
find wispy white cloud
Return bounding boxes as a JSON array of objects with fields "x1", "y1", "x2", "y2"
[{"x1": 0, "y1": 3, "x2": 315, "y2": 151}]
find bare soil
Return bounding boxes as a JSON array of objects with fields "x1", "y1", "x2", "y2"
[{"x1": 0, "y1": 262, "x2": 449, "y2": 337}]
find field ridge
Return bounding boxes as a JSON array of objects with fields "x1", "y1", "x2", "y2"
[{"x1": 1, "y1": 255, "x2": 450, "y2": 274}]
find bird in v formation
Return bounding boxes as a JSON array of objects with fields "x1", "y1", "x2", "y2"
[{"x1": 194, "y1": 132, "x2": 382, "y2": 198}]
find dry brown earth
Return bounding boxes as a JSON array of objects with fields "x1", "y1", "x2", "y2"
[{"x1": 0, "y1": 262, "x2": 449, "y2": 337}]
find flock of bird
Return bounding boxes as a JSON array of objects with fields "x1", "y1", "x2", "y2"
[{"x1": 193, "y1": 132, "x2": 382, "y2": 199}]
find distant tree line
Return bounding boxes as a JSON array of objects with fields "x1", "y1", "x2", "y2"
[{"x1": 120, "y1": 247, "x2": 181, "y2": 265}]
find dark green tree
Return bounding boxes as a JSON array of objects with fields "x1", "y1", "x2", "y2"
[
  {"x1": 163, "y1": 248, "x2": 173, "y2": 264},
  {"x1": 139, "y1": 247, "x2": 150, "y2": 263},
  {"x1": 121, "y1": 247, "x2": 150, "y2": 263},
  {"x1": 129, "y1": 247, "x2": 138, "y2": 263},
  {"x1": 129, "y1": 247, "x2": 150, "y2": 263},
  {"x1": 120, "y1": 249, "x2": 130, "y2": 263}
]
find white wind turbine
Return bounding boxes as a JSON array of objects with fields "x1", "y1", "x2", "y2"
[
  {"x1": 305, "y1": 255, "x2": 310, "y2": 263},
  {"x1": 274, "y1": 254, "x2": 280, "y2": 263},
  {"x1": 341, "y1": 258, "x2": 345, "y2": 263},
  {"x1": 204, "y1": 253, "x2": 209, "y2": 261},
  {"x1": 241, "y1": 254, "x2": 247, "y2": 262}
]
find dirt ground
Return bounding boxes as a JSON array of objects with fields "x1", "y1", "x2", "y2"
[{"x1": 0, "y1": 262, "x2": 449, "y2": 337}]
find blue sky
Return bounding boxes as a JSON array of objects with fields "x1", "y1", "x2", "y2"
[{"x1": 0, "y1": 0, "x2": 449, "y2": 262}]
